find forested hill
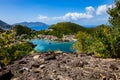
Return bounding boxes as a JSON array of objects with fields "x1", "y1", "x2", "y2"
[
  {"x1": 38, "y1": 22, "x2": 108, "y2": 38},
  {"x1": 11, "y1": 25, "x2": 34, "y2": 36},
  {"x1": 49, "y1": 22, "x2": 86, "y2": 34},
  {"x1": 38, "y1": 22, "x2": 87, "y2": 38}
]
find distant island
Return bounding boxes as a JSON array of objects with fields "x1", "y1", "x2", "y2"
[
  {"x1": 0, "y1": 20, "x2": 11, "y2": 29},
  {"x1": 14, "y1": 22, "x2": 49, "y2": 31}
]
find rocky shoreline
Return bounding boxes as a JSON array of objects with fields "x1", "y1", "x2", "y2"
[{"x1": 1, "y1": 52, "x2": 120, "y2": 80}]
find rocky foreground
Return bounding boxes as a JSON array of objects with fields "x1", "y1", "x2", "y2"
[{"x1": 1, "y1": 52, "x2": 120, "y2": 80}]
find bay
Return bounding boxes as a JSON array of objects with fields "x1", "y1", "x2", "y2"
[{"x1": 29, "y1": 39, "x2": 75, "y2": 53}]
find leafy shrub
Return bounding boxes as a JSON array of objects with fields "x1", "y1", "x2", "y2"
[
  {"x1": 0, "y1": 42, "x2": 33, "y2": 64},
  {"x1": 73, "y1": 31, "x2": 94, "y2": 53},
  {"x1": 74, "y1": 0, "x2": 120, "y2": 58}
]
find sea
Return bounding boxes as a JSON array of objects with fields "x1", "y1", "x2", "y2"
[
  {"x1": 29, "y1": 25, "x2": 49, "y2": 31},
  {"x1": 29, "y1": 39, "x2": 75, "y2": 53}
]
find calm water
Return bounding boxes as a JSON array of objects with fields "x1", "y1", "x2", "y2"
[
  {"x1": 29, "y1": 26, "x2": 49, "y2": 31},
  {"x1": 29, "y1": 39, "x2": 75, "y2": 53}
]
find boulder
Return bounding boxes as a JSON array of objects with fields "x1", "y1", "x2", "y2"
[
  {"x1": 33, "y1": 55, "x2": 40, "y2": 60},
  {"x1": 0, "y1": 70, "x2": 13, "y2": 80}
]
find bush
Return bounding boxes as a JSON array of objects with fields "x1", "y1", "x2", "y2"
[
  {"x1": 74, "y1": 0, "x2": 120, "y2": 58},
  {"x1": 73, "y1": 31, "x2": 94, "y2": 53},
  {"x1": 0, "y1": 42, "x2": 33, "y2": 64}
]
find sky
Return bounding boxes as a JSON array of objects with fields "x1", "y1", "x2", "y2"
[{"x1": 0, "y1": 0, "x2": 114, "y2": 26}]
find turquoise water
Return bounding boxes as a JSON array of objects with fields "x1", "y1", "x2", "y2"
[
  {"x1": 29, "y1": 39, "x2": 75, "y2": 53},
  {"x1": 29, "y1": 26, "x2": 49, "y2": 31}
]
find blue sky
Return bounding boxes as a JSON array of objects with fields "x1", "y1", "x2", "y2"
[{"x1": 0, "y1": 0, "x2": 114, "y2": 25}]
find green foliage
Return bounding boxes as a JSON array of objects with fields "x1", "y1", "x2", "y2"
[
  {"x1": 11, "y1": 25, "x2": 33, "y2": 36},
  {"x1": 107, "y1": 0, "x2": 120, "y2": 26},
  {"x1": 74, "y1": 31, "x2": 93, "y2": 53},
  {"x1": 74, "y1": 0, "x2": 120, "y2": 58},
  {"x1": 38, "y1": 22, "x2": 86, "y2": 38},
  {"x1": 0, "y1": 25, "x2": 35, "y2": 64},
  {"x1": 92, "y1": 27, "x2": 113, "y2": 57},
  {"x1": 49, "y1": 22, "x2": 85, "y2": 34},
  {"x1": 0, "y1": 42, "x2": 33, "y2": 64},
  {"x1": 74, "y1": 24, "x2": 120, "y2": 58}
]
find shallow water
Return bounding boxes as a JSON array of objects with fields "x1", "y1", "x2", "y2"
[{"x1": 29, "y1": 39, "x2": 75, "y2": 53}]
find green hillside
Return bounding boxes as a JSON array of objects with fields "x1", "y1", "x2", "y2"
[
  {"x1": 38, "y1": 22, "x2": 86, "y2": 38},
  {"x1": 49, "y1": 22, "x2": 85, "y2": 34},
  {"x1": 11, "y1": 25, "x2": 34, "y2": 36}
]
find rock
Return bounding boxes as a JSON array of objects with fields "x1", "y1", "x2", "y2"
[
  {"x1": 18, "y1": 61, "x2": 27, "y2": 64},
  {"x1": 11, "y1": 78, "x2": 19, "y2": 80},
  {"x1": 90, "y1": 72, "x2": 101, "y2": 79},
  {"x1": 0, "y1": 70, "x2": 13, "y2": 80},
  {"x1": 5, "y1": 53, "x2": 120, "y2": 80},
  {"x1": 101, "y1": 72, "x2": 117, "y2": 80},
  {"x1": 32, "y1": 64, "x2": 40, "y2": 68},
  {"x1": 39, "y1": 59, "x2": 45, "y2": 63},
  {"x1": 19, "y1": 69, "x2": 24, "y2": 74},
  {"x1": 40, "y1": 65, "x2": 45, "y2": 69},
  {"x1": 109, "y1": 64, "x2": 119, "y2": 71},
  {"x1": 33, "y1": 55, "x2": 40, "y2": 60},
  {"x1": 72, "y1": 59, "x2": 85, "y2": 67},
  {"x1": 55, "y1": 51, "x2": 63, "y2": 54},
  {"x1": 57, "y1": 75, "x2": 73, "y2": 80},
  {"x1": 22, "y1": 67, "x2": 29, "y2": 71},
  {"x1": 44, "y1": 53, "x2": 56, "y2": 60}
]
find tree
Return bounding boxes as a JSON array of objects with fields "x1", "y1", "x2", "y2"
[
  {"x1": 74, "y1": 0, "x2": 120, "y2": 58},
  {"x1": 108, "y1": 0, "x2": 120, "y2": 26},
  {"x1": 73, "y1": 31, "x2": 93, "y2": 53}
]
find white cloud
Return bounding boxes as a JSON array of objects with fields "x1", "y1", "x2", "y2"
[
  {"x1": 37, "y1": 4, "x2": 114, "y2": 25},
  {"x1": 96, "y1": 4, "x2": 113, "y2": 15},
  {"x1": 53, "y1": 6, "x2": 94, "y2": 21},
  {"x1": 53, "y1": 12, "x2": 93, "y2": 21},
  {"x1": 38, "y1": 15, "x2": 49, "y2": 22},
  {"x1": 86, "y1": 6, "x2": 95, "y2": 14}
]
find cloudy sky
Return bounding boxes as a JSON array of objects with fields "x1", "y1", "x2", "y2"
[{"x1": 0, "y1": 0, "x2": 114, "y2": 25}]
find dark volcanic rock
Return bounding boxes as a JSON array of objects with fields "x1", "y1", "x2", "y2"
[
  {"x1": 0, "y1": 69, "x2": 13, "y2": 80},
  {"x1": 44, "y1": 53, "x2": 56, "y2": 60},
  {"x1": 109, "y1": 64, "x2": 119, "y2": 71},
  {"x1": 5, "y1": 53, "x2": 120, "y2": 80}
]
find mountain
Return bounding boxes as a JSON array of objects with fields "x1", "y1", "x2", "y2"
[
  {"x1": 39, "y1": 22, "x2": 86, "y2": 38},
  {"x1": 49, "y1": 22, "x2": 86, "y2": 34},
  {"x1": 0, "y1": 20, "x2": 11, "y2": 29},
  {"x1": 14, "y1": 22, "x2": 49, "y2": 31}
]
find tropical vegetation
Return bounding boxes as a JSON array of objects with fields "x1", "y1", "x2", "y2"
[
  {"x1": 74, "y1": 0, "x2": 120, "y2": 58},
  {"x1": 0, "y1": 25, "x2": 35, "y2": 64},
  {"x1": 38, "y1": 22, "x2": 86, "y2": 38}
]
